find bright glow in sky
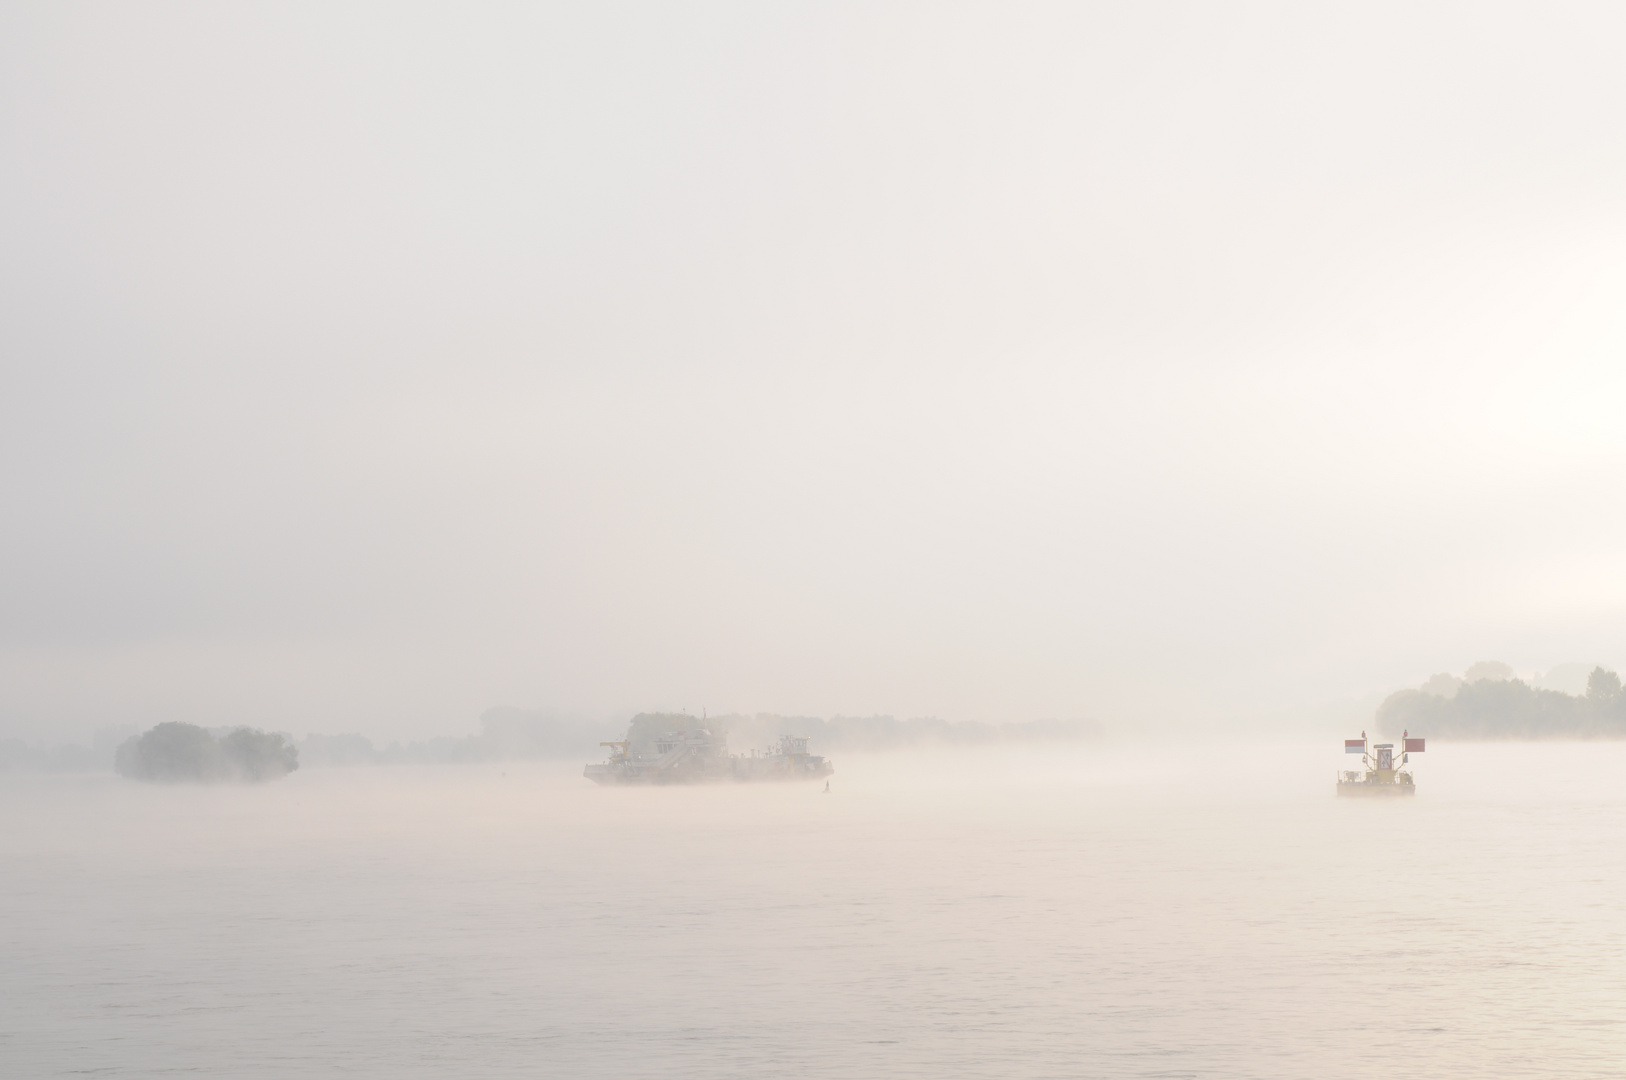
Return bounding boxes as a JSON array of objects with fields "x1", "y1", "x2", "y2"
[{"x1": 4, "y1": 3, "x2": 1625, "y2": 739}]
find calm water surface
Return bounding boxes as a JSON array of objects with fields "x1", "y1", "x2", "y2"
[{"x1": 2, "y1": 741, "x2": 1623, "y2": 1078}]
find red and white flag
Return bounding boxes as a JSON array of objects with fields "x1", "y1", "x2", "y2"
[
  {"x1": 1345, "y1": 739, "x2": 1366, "y2": 754},
  {"x1": 1404, "y1": 738, "x2": 1425, "y2": 753}
]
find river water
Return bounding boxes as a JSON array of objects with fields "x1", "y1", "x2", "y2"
[{"x1": 2, "y1": 740, "x2": 1623, "y2": 1078}]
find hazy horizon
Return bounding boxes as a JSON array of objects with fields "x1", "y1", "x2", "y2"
[
  {"x1": 6, "y1": 3, "x2": 1626, "y2": 746},
  {"x1": 7, "y1": 740, "x2": 1626, "y2": 1078}
]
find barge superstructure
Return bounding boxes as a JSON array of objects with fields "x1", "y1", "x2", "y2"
[
  {"x1": 1337, "y1": 732, "x2": 1424, "y2": 796},
  {"x1": 585, "y1": 718, "x2": 833, "y2": 785}
]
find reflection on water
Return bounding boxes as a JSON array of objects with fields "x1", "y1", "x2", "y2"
[{"x1": 3, "y1": 741, "x2": 1624, "y2": 1078}]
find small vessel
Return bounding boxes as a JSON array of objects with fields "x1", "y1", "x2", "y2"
[
  {"x1": 584, "y1": 718, "x2": 834, "y2": 785},
  {"x1": 1337, "y1": 732, "x2": 1424, "y2": 797}
]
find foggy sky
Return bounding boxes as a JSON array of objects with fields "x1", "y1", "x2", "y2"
[{"x1": 4, "y1": 2, "x2": 1626, "y2": 741}]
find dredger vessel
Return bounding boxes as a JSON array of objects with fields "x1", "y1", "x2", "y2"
[
  {"x1": 1337, "y1": 732, "x2": 1424, "y2": 796},
  {"x1": 584, "y1": 719, "x2": 833, "y2": 785}
]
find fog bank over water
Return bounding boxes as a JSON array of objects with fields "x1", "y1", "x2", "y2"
[
  {"x1": 5, "y1": 741, "x2": 1625, "y2": 1078},
  {"x1": 5, "y1": 4, "x2": 1626, "y2": 744},
  {"x1": 11, "y1": 662, "x2": 1626, "y2": 777}
]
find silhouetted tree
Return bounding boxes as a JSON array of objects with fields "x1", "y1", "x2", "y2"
[
  {"x1": 115, "y1": 723, "x2": 228, "y2": 782},
  {"x1": 1378, "y1": 671, "x2": 1626, "y2": 739},
  {"x1": 220, "y1": 727, "x2": 299, "y2": 781},
  {"x1": 1586, "y1": 666, "x2": 1623, "y2": 704},
  {"x1": 1463, "y1": 660, "x2": 1515, "y2": 683},
  {"x1": 115, "y1": 723, "x2": 297, "y2": 783}
]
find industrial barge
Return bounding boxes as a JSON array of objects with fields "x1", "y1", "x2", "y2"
[
  {"x1": 584, "y1": 719, "x2": 834, "y2": 785},
  {"x1": 1337, "y1": 732, "x2": 1424, "y2": 796}
]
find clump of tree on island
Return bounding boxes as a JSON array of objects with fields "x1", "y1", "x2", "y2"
[
  {"x1": 114, "y1": 722, "x2": 299, "y2": 783},
  {"x1": 1379, "y1": 661, "x2": 1626, "y2": 739}
]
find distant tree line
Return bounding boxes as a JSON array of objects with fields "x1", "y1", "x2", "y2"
[
  {"x1": 703, "y1": 712, "x2": 1102, "y2": 754},
  {"x1": 4, "y1": 708, "x2": 1105, "y2": 775},
  {"x1": 296, "y1": 710, "x2": 615, "y2": 767},
  {"x1": 295, "y1": 709, "x2": 1104, "y2": 766},
  {"x1": 1378, "y1": 667, "x2": 1626, "y2": 739},
  {"x1": 0, "y1": 740, "x2": 106, "y2": 773},
  {"x1": 115, "y1": 722, "x2": 299, "y2": 783}
]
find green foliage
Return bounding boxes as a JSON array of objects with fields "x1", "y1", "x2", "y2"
[
  {"x1": 219, "y1": 727, "x2": 300, "y2": 781},
  {"x1": 115, "y1": 722, "x2": 298, "y2": 783},
  {"x1": 1463, "y1": 661, "x2": 1516, "y2": 683},
  {"x1": 1586, "y1": 666, "x2": 1623, "y2": 704},
  {"x1": 1378, "y1": 674, "x2": 1626, "y2": 739}
]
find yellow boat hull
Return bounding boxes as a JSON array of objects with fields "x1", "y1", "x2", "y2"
[{"x1": 1337, "y1": 782, "x2": 1415, "y2": 797}]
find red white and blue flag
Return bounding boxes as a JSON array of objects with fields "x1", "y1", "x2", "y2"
[{"x1": 1345, "y1": 739, "x2": 1366, "y2": 754}]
